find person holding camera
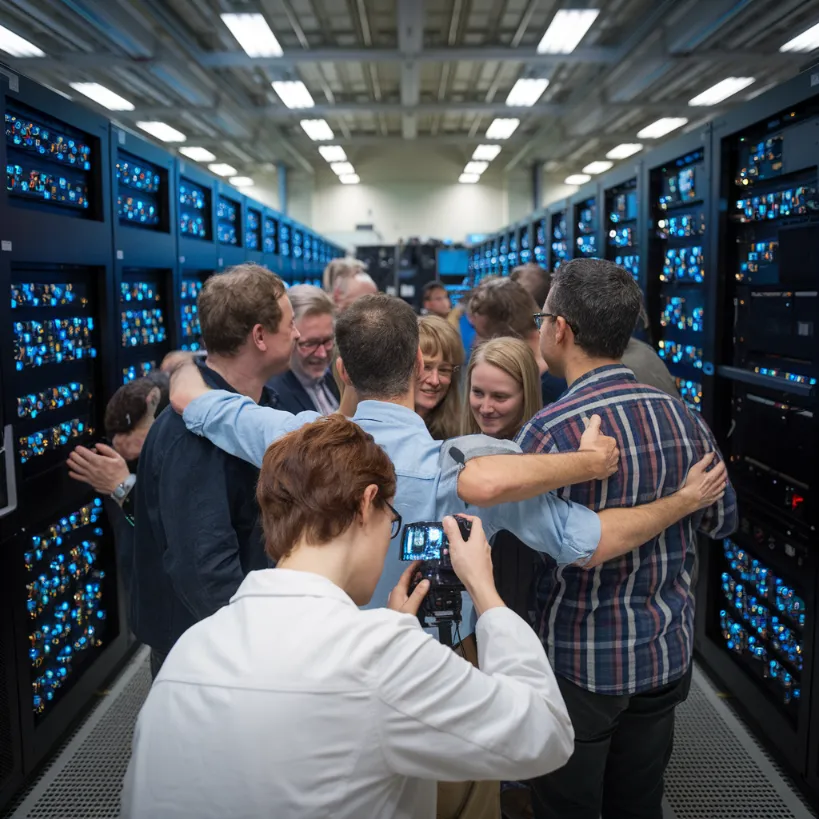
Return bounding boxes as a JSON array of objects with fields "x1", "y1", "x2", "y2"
[{"x1": 121, "y1": 417, "x2": 574, "y2": 819}]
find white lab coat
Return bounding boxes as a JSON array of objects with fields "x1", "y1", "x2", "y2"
[{"x1": 121, "y1": 569, "x2": 574, "y2": 819}]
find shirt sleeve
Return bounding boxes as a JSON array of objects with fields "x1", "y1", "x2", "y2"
[
  {"x1": 692, "y1": 413, "x2": 738, "y2": 539},
  {"x1": 182, "y1": 391, "x2": 320, "y2": 468},
  {"x1": 377, "y1": 607, "x2": 574, "y2": 782},
  {"x1": 438, "y1": 433, "x2": 601, "y2": 565}
]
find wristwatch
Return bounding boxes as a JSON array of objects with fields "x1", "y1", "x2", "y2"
[{"x1": 111, "y1": 473, "x2": 137, "y2": 502}]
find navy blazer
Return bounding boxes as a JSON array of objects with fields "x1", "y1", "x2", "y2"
[{"x1": 267, "y1": 369, "x2": 340, "y2": 415}]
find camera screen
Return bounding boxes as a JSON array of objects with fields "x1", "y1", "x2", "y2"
[{"x1": 401, "y1": 523, "x2": 446, "y2": 561}]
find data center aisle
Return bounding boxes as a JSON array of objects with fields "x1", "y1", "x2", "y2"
[{"x1": 1, "y1": 648, "x2": 816, "y2": 819}]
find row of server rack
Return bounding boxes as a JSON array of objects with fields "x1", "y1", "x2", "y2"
[
  {"x1": 0, "y1": 69, "x2": 343, "y2": 811},
  {"x1": 470, "y1": 66, "x2": 819, "y2": 809}
]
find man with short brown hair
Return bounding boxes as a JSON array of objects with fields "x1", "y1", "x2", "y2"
[{"x1": 132, "y1": 264, "x2": 299, "y2": 677}]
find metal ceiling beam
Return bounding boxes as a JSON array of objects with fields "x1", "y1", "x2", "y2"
[{"x1": 398, "y1": 0, "x2": 424, "y2": 139}]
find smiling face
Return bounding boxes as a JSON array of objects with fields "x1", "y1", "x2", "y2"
[
  {"x1": 415, "y1": 352, "x2": 455, "y2": 416},
  {"x1": 291, "y1": 311, "x2": 335, "y2": 380},
  {"x1": 468, "y1": 360, "x2": 525, "y2": 439}
]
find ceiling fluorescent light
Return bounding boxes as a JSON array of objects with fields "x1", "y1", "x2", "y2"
[
  {"x1": 582, "y1": 160, "x2": 613, "y2": 175},
  {"x1": 0, "y1": 24, "x2": 45, "y2": 57},
  {"x1": 637, "y1": 117, "x2": 688, "y2": 139},
  {"x1": 272, "y1": 80, "x2": 314, "y2": 109},
  {"x1": 459, "y1": 173, "x2": 480, "y2": 184},
  {"x1": 331, "y1": 162, "x2": 356, "y2": 176},
  {"x1": 319, "y1": 145, "x2": 347, "y2": 162},
  {"x1": 485, "y1": 118, "x2": 520, "y2": 140},
  {"x1": 537, "y1": 9, "x2": 600, "y2": 54},
  {"x1": 179, "y1": 146, "x2": 217, "y2": 162},
  {"x1": 565, "y1": 173, "x2": 591, "y2": 185},
  {"x1": 137, "y1": 121, "x2": 186, "y2": 142},
  {"x1": 301, "y1": 119, "x2": 335, "y2": 141},
  {"x1": 339, "y1": 174, "x2": 360, "y2": 185},
  {"x1": 505, "y1": 78, "x2": 550, "y2": 107},
  {"x1": 230, "y1": 176, "x2": 254, "y2": 187},
  {"x1": 606, "y1": 143, "x2": 643, "y2": 160},
  {"x1": 473, "y1": 144, "x2": 502, "y2": 161},
  {"x1": 208, "y1": 163, "x2": 238, "y2": 177},
  {"x1": 780, "y1": 21, "x2": 819, "y2": 52},
  {"x1": 464, "y1": 161, "x2": 489, "y2": 175},
  {"x1": 221, "y1": 13, "x2": 283, "y2": 58},
  {"x1": 688, "y1": 77, "x2": 755, "y2": 106},
  {"x1": 69, "y1": 82, "x2": 134, "y2": 111}
]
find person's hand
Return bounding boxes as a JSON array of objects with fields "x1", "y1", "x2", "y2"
[
  {"x1": 679, "y1": 453, "x2": 728, "y2": 512},
  {"x1": 169, "y1": 357, "x2": 209, "y2": 413},
  {"x1": 67, "y1": 444, "x2": 130, "y2": 495},
  {"x1": 387, "y1": 561, "x2": 429, "y2": 615},
  {"x1": 578, "y1": 414, "x2": 619, "y2": 479},
  {"x1": 444, "y1": 515, "x2": 504, "y2": 616},
  {"x1": 161, "y1": 349, "x2": 198, "y2": 373}
]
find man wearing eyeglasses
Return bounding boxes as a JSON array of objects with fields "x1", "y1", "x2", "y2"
[{"x1": 268, "y1": 285, "x2": 340, "y2": 415}]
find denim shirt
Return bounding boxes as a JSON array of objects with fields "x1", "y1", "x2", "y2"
[{"x1": 182, "y1": 393, "x2": 601, "y2": 636}]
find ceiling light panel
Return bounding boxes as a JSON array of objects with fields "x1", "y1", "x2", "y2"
[
  {"x1": 230, "y1": 176, "x2": 254, "y2": 187},
  {"x1": 179, "y1": 146, "x2": 217, "y2": 162},
  {"x1": 208, "y1": 163, "x2": 238, "y2": 177},
  {"x1": 339, "y1": 174, "x2": 360, "y2": 185},
  {"x1": 0, "y1": 24, "x2": 44, "y2": 57},
  {"x1": 69, "y1": 82, "x2": 134, "y2": 111},
  {"x1": 221, "y1": 13, "x2": 283, "y2": 58},
  {"x1": 464, "y1": 161, "x2": 489, "y2": 175},
  {"x1": 473, "y1": 144, "x2": 502, "y2": 161},
  {"x1": 565, "y1": 173, "x2": 591, "y2": 185},
  {"x1": 637, "y1": 117, "x2": 688, "y2": 139},
  {"x1": 272, "y1": 81, "x2": 315, "y2": 109},
  {"x1": 331, "y1": 162, "x2": 355, "y2": 176},
  {"x1": 606, "y1": 143, "x2": 643, "y2": 160},
  {"x1": 780, "y1": 21, "x2": 819, "y2": 52},
  {"x1": 486, "y1": 118, "x2": 520, "y2": 140},
  {"x1": 319, "y1": 145, "x2": 347, "y2": 162},
  {"x1": 688, "y1": 77, "x2": 755, "y2": 106},
  {"x1": 537, "y1": 9, "x2": 600, "y2": 54},
  {"x1": 505, "y1": 78, "x2": 550, "y2": 107},
  {"x1": 459, "y1": 173, "x2": 480, "y2": 184},
  {"x1": 582, "y1": 160, "x2": 613, "y2": 175},
  {"x1": 137, "y1": 121, "x2": 186, "y2": 142},
  {"x1": 301, "y1": 119, "x2": 335, "y2": 141}
]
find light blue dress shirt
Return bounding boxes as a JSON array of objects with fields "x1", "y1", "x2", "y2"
[{"x1": 182, "y1": 393, "x2": 601, "y2": 637}]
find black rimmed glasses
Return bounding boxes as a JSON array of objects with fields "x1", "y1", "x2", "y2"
[
  {"x1": 385, "y1": 500, "x2": 402, "y2": 540},
  {"x1": 296, "y1": 336, "x2": 335, "y2": 356},
  {"x1": 534, "y1": 312, "x2": 579, "y2": 335}
]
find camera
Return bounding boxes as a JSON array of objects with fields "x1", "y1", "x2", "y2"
[{"x1": 400, "y1": 515, "x2": 471, "y2": 629}]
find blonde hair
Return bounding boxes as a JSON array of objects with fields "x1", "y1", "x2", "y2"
[
  {"x1": 461, "y1": 338, "x2": 542, "y2": 439},
  {"x1": 418, "y1": 316, "x2": 465, "y2": 440},
  {"x1": 322, "y1": 257, "x2": 367, "y2": 293}
]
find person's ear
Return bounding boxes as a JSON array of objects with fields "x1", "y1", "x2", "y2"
[
  {"x1": 358, "y1": 484, "x2": 379, "y2": 526},
  {"x1": 555, "y1": 317, "x2": 570, "y2": 345},
  {"x1": 337, "y1": 357, "x2": 353, "y2": 387},
  {"x1": 251, "y1": 323, "x2": 266, "y2": 351},
  {"x1": 145, "y1": 386, "x2": 161, "y2": 418}
]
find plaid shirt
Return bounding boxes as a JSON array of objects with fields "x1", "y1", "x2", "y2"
[{"x1": 517, "y1": 365, "x2": 737, "y2": 695}]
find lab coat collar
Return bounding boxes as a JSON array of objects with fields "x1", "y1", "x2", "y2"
[{"x1": 231, "y1": 568, "x2": 358, "y2": 608}]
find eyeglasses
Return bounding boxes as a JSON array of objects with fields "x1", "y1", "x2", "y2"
[
  {"x1": 533, "y1": 312, "x2": 579, "y2": 335},
  {"x1": 422, "y1": 361, "x2": 459, "y2": 381},
  {"x1": 296, "y1": 336, "x2": 334, "y2": 355},
  {"x1": 385, "y1": 500, "x2": 402, "y2": 540}
]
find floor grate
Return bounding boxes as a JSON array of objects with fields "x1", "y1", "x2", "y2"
[{"x1": 1, "y1": 655, "x2": 816, "y2": 818}]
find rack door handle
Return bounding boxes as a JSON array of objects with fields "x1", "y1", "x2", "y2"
[{"x1": 0, "y1": 424, "x2": 18, "y2": 519}]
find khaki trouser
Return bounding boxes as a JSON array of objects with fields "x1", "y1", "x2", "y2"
[{"x1": 436, "y1": 635, "x2": 502, "y2": 819}]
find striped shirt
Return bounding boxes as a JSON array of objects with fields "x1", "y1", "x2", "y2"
[{"x1": 517, "y1": 365, "x2": 737, "y2": 695}]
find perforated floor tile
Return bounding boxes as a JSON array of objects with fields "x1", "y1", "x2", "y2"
[{"x1": 2, "y1": 657, "x2": 816, "y2": 818}]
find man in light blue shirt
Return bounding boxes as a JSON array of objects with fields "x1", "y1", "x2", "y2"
[{"x1": 170, "y1": 295, "x2": 724, "y2": 637}]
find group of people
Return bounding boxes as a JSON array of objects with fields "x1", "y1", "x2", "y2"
[{"x1": 69, "y1": 255, "x2": 736, "y2": 819}]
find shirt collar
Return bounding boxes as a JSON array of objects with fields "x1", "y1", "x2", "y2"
[
  {"x1": 565, "y1": 364, "x2": 637, "y2": 396},
  {"x1": 352, "y1": 400, "x2": 430, "y2": 431},
  {"x1": 292, "y1": 366, "x2": 326, "y2": 391},
  {"x1": 197, "y1": 359, "x2": 277, "y2": 408},
  {"x1": 231, "y1": 568, "x2": 357, "y2": 608}
]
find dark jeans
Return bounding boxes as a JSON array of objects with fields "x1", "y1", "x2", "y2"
[
  {"x1": 149, "y1": 648, "x2": 168, "y2": 680},
  {"x1": 531, "y1": 667, "x2": 692, "y2": 819}
]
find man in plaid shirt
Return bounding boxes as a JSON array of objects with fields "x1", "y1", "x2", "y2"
[{"x1": 518, "y1": 258, "x2": 737, "y2": 819}]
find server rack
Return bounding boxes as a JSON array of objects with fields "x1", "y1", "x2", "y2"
[
  {"x1": 262, "y1": 209, "x2": 282, "y2": 278},
  {"x1": 111, "y1": 127, "x2": 176, "y2": 382},
  {"x1": 548, "y1": 201, "x2": 570, "y2": 270},
  {"x1": 603, "y1": 162, "x2": 645, "y2": 292},
  {"x1": 696, "y1": 70, "x2": 819, "y2": 803},
  {"x1": 278, "y1": 217, "x2": 294, "y2": 282},
  {"x1": 215, "y1": 181, "x2": 244, "y2": 271},
  {"x1": 519, "y1": 218, "x2": 532, "y2": 265},
  {"x1": 644, "y1": 128, "x2": 713, "y2": 420},
  {"x1": 0, "y1": 73, "x2": 132, "y2": 783},
  {"x1": 243, "y1": 196, "x2": 264, "y2": 266},
  {"x1": 532, "y1": 211, "x2": 548, "y2": 268},
  {"x1": 572, "y1": 182, "x2": 601, "y2": 260}
]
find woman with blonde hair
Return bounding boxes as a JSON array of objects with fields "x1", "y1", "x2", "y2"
[
  {"x1": 416, "y1": 315, "x2": 464, "y2": 440},
  {"x1": 461, "y1": 338, "x2": 542, "y2": 440}
]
